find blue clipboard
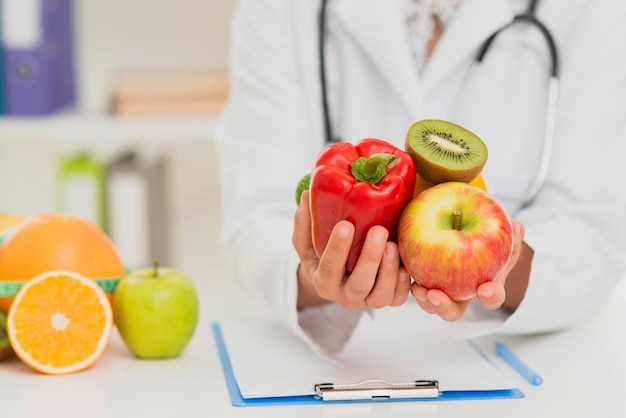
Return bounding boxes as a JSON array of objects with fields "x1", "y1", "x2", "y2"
[{"x1": 211, "y1": 322, "x2": 524, "y2": 407}]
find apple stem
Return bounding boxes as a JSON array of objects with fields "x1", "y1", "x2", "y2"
[
  {"x1": 453, "y1": 210, "x2": 462, "y2": 231},
  {"x1": 153, "y1": 259, "x2": 159, "y2": 278}
]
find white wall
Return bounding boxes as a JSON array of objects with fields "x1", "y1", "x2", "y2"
[{"x1": 74, "y1": 0, "x2": 237, "y2": 113}]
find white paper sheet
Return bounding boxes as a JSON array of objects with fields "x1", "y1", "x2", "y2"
[{"x1": 219, "y1": 309, "x2": 517, "y2": 399}]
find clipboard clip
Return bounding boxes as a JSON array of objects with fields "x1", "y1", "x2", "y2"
[{"x1": 314, "y1": 379, "x2": 439, "y2": 401}]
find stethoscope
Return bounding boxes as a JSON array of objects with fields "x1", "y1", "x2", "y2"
[{"x1": 318, "y1": 0, "x2": 559, "y2": 204}]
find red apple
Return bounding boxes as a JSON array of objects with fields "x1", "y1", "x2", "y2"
[{"x1": 397, "y1": 182, "x2": 514, "y2": 301}]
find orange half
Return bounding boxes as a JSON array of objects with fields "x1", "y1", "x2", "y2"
[
  {"x1": 413, "y1": 173, "x2": 488, "y2": 197},
  {"x1": 469, "y1": 173, "x2": 488, "y2": 192},
  {"x1": 7, "y1": 270, "x2": 113, "y2": 375}
]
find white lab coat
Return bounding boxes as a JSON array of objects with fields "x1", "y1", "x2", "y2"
[{"x1": 214, "y1": 0, "x2": 626, "y2": 357}]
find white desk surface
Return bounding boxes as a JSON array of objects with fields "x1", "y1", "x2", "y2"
[{"x1": 2, "y1": 276, "x2": 626, "y2": 418}]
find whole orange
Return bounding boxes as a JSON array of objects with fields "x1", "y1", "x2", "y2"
[{"x1": 0, "y1": 214, "x2": 126, "y2": 312}]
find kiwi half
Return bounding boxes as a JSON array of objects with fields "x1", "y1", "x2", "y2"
[{"x1": 405, "y1": 119, "x2": 487, "y2": 184}]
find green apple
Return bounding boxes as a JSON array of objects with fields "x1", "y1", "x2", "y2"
[
  {"x1": 397, "y1": 182, "x2": 514, "y2": 301},
  {"x1": 113, "y1": 261, "x2": 199, "y2": 359}
]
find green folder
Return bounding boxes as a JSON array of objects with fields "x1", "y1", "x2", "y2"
[{"x1": 57, "y1": 152, "x2": 108, "y2": 232}]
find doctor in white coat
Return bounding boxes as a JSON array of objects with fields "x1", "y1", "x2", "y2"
[{"x1": 214, "y1": 0, "x2": 626, "y2": 357}]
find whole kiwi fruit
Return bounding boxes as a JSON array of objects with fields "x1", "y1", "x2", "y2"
[{"x1": 405, "y1": 119, "x2": 488, "y2": 184}]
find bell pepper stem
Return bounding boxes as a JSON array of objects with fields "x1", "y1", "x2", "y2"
[{"x1": 350, "y1": 153, "x2": 397, "y2": 184}]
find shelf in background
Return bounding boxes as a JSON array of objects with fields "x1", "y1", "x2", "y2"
[{"x1": 0, "y1": 113, "x2": 219, "y2": 144}]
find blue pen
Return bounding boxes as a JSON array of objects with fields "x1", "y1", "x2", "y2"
[{"x1": 495, "y1": 342, "x2": 543, "y2": 386}]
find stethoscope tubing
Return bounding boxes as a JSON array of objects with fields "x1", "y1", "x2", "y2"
[
  {"x1": 318, "y1": 0, "x2": 559, "y2": 205},
  {"x1": 318, "y1": 0, "x2": 336, "y2": 144},
  {"x1": 471, "y1": 10, "x2": 559, "y2": 204}
]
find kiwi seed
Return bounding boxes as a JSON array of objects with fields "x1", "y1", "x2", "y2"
[{"x1": 405, "y1": 119, "x2": 488, "y2": 184}]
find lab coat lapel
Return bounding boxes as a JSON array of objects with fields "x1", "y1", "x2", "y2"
[
  {"x1": 333, "y1": 0, "x2": 424, "y2": 117},
  {"x1": 421, "y1": 0, "x2": 513, "y2": 95}
]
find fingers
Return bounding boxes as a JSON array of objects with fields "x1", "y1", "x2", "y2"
[
  {"x1": 378, "y1": 248, "x2": 411, "y2": 307},
  {"x1": 509, "y1": 220, "x2": 525, "y2": 270},
  {"x1": 315, "y1": 220, "x2": 355, "y2": 302},
  {"x1": 343, "y1": 226, "x2": 388, "y2": 306},
  {"x1": 477, "y1": 281, "x2": 506, "y2": 309},
  {"x1": 495, "y1": 220, "x2": 524, "y2": 282},
  {"x1": 293, "y1": 195, "x2": 411, "y2": 310},
  {"x1": 293, "y1": 191, "x2": 333, "y2": 307},
  {"x1": 362, "y1": 242, "x2": 410, "y2": 308},
  {"x1": 412, "y1": 282, "x2": 501, "y2": 321},
  {"x1": 316, "y1": 224, "x2": 410, "y2": 310},
  {"x1": 411, "y1": 284, "x2": 471, "y2": 321},
  {"x1": 475, "y1": 219, "x2": 523, "y2": 310},
  {"x1": 514, "y1": 219, "x2": 525, "y2": 245},
  {"x1": 292, "y1": 191, "x2": 316, "y2": 263}
]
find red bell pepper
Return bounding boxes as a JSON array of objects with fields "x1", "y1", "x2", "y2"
[{"x1": 309, "y1": 138, "x2": 416, "y2": 273}]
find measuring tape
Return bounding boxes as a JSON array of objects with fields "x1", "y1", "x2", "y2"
[{"x1": 0, "y1": 277, "x2": 122, "y2": 297}]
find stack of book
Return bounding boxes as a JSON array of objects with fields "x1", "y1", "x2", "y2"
[{"x1": 110, "y1": 69, "x2": 229, "y2": 117}]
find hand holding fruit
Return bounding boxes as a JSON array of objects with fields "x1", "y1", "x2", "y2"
[
  {"x1": 294, "y1": 119, "x2": 529, "y2": 320},
  {"x1": 410, "y1": 216, "x2": 524, "y2": 322},
  {"x1": 398, "y1": 120, "x2": 526, "y2": 320},
  {"x1": 398, "y1": 181, "x2": 524, "y2": 321},
  {"x1": 307, "y1": 138, "x2": 416, "y2": 273},
  {"x1": 293, "y1": 191, "x2": 411, "y2": 310}
]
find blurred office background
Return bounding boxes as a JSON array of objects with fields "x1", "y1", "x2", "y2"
[{"x1": 0, "y1": 0, "x2": 237, "y2": 293}]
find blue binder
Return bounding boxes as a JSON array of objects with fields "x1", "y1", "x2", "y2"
[
  {"x1": 0, "y1": 3, "x2": 4, "y2": 115},
  {"x1": 211, "y1": 321, "x2": 525, "y2": 407},
  {"x1": 1, "y1": 0, "x2": 76, "y2": 116}
]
